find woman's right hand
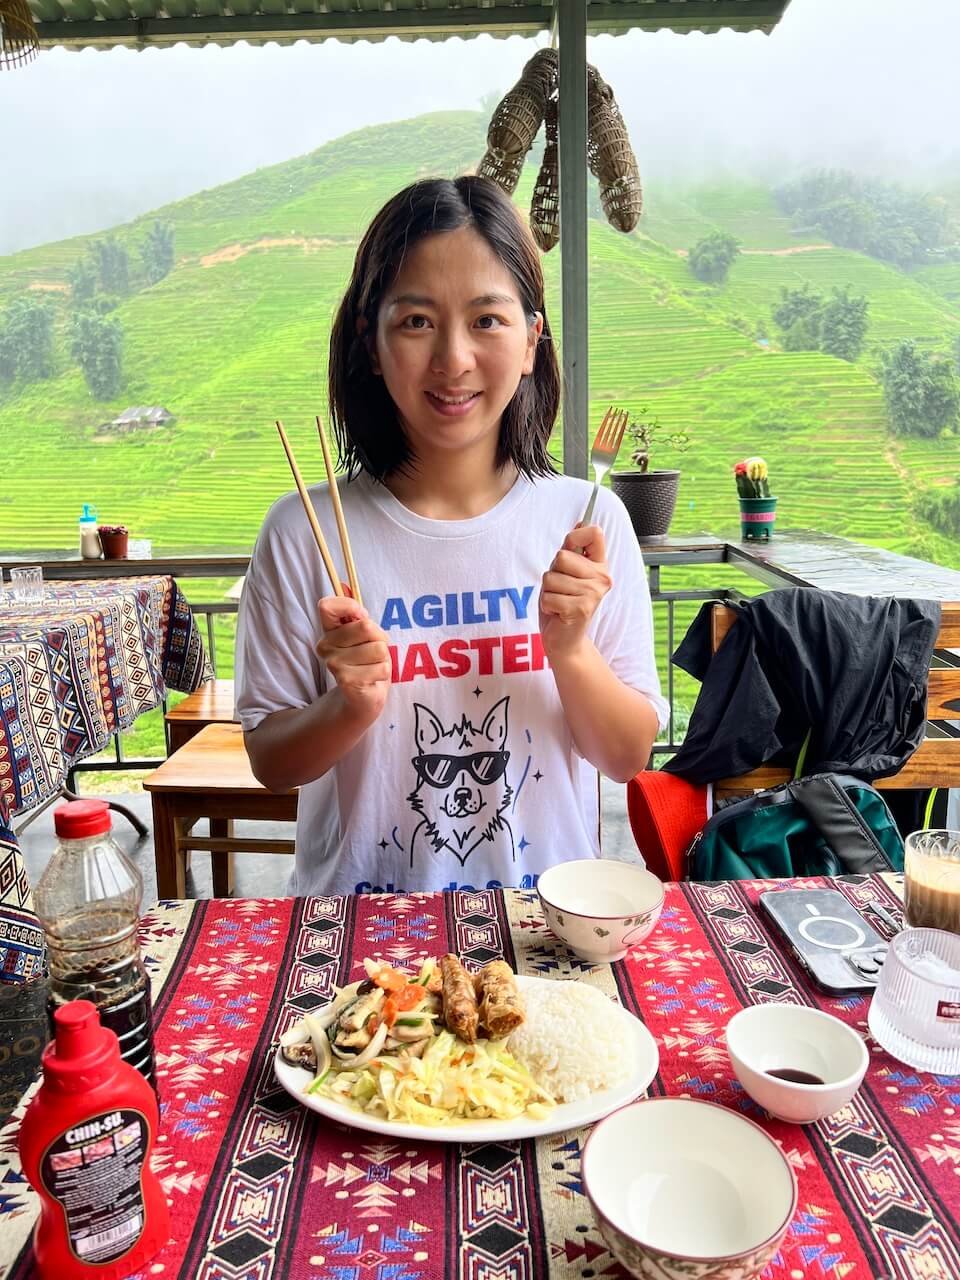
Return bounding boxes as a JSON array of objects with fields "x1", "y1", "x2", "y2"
[{"x1": 316, "y1": 595, "x2": 392, "y2": 721}]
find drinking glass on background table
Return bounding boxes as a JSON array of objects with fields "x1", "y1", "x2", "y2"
[
  {"x1": 904, "y1": 829, "x2": 960, "y2": 933},
  {"x1": 9, "y1": 566, "x2": 44, "y2": 607}
]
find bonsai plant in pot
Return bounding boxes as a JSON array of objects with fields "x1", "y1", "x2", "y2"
[
  {"x1": 610, "y1": 409, "x2": 690, "y2": 540},
  {"x1": 734, "y1": 457, "x2": 777, "y2": 540}
]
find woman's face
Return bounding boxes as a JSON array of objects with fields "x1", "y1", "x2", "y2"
[{"x1": 373, "y1": 226, "x2": 542, "y2": 465}]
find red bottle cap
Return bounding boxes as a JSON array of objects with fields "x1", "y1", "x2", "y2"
[
  {"x1": 53, "y1": 798, "x2": 112, "y2": 839},
  {"x1": 43, "y1": 1000, "x2": 119, "y2": 1092}
]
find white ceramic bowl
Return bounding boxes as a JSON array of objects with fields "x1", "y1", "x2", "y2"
[
  {"x1": 537, "y1": 859, "x2": 664, "y2": 964},
  {"x1": 582, "y1": 1097, "x2": 797, "y2": 1280},
  {"x1": 726, "y1": 1004, "x2": 869, "y2": 1125}
]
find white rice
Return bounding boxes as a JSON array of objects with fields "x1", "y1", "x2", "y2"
[{"x1": 507, "y1": 981, "x2": 635, "y2": 1103}]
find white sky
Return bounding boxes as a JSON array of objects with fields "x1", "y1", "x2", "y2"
[{"x1": 2, "y1": 0, "x2": 959, "y2": 254}]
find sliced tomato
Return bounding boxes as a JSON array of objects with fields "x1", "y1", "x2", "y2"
[
  {"x1": 382, "y1": 996, "x2": 399, "y2": 1028},
  {"x1": 395, "y1": 984, "x2": 426, "y2": 1012},
  {"x1": 371, "y1": 965, "x2": 407, "y2": 993}
]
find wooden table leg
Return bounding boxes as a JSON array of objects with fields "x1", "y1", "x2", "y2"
[
  {"x1": 210, "y1": 819, "x2": 235, "y2": 898},
  {"x1": 152, "y1": 793, "x2": 187, "y2": 899}
]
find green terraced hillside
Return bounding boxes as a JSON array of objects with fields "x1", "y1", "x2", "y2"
[{"x1": 2, "y1": 112, "x2": 960, "y2": 575}]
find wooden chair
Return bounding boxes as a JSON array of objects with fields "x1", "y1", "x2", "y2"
[
  {"x1": 165, "y1": 678, "x2": 236, "y2": 752},
  {"x1": 144, "y1": 723, "x2": 297, "y2": 899},
  {"x1": 711, "y1": 601, "x2": 960, "y2": 799}
]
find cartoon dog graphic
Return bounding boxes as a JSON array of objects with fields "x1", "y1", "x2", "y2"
[{"x1": 408, "y1": 696, "x2": 515, "y2": 869}]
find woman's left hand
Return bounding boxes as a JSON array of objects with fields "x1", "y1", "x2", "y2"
[{"x1": 538, "y1": 524, "x2": 612, "y2": 660}]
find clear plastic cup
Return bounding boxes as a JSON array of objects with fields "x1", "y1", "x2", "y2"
[
  {"x1": 128, "y1": 538, "x2": 152, "y2": 560},
  {"x1": 904, "y1": 829, "x2": 960, "y2": 933},
  {"x1": 868, "y1": 928, "x2": 960, "y2": 1073},
  {"x1": 9, "y1": 566, "x2": 44, "y2": 606}
]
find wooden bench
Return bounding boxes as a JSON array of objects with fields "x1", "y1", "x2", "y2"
[
  {"x1": 712, "y1": 601, "x2": 960, "y2": 799},
  {"x1": 165, "y1": 679, "x2": 236, "y2": 753},
  {"x1": 144, "y1": 722, "x2": 297, "y2": 899}
]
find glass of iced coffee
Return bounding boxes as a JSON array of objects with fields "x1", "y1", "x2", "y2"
[{"x1": 904, "y1": 829, "x2": 960, "y2": 934}]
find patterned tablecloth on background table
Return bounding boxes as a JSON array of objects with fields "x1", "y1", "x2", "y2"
[
  {"x1": 2, "y1": 874, "x2": 958, "y2": 1280},
  {"x1": 0, "y1": 576, "x2": 212, "y2": 980}
]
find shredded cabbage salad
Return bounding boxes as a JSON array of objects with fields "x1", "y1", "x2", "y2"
[{"x1": 307, "y1": 1028, "x2": 554, "y2": 1124}]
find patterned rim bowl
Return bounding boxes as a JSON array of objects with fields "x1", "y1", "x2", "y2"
[
  {"x1": 537, "y1": 859, "x2": 664, "y2": 964},
  {"x1": 582, "y1": 1098, "x2": 798, "y2": 1280}
]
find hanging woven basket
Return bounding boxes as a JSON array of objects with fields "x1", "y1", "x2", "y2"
[
  {"x1": 530, "y1": 94, "x2": 560, "y2": 252},
  {"x1": 485, "y1": 48, "x2": 558, "y2": 161},
  {"x1": 587, "y1": 64, "x2": 643, "y2": 233},
  {"x1": 477, "y1": 147, "x2": 525, "y2": 197},
  {"x1": 0, "y1": 0, "x2": 40, "y2": 69}
]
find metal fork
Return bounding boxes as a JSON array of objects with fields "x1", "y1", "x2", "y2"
[{"x1": 581, "y1": 405, "x2": 629, "y2": 525}]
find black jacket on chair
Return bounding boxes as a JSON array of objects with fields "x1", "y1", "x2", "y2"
[{"x1": 663, "y1": 589, "x2": 941, "y2": 786}]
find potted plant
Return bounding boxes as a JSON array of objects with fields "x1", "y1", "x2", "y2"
[
  {"x1": 97, "y1": 524, "x2": 129, "y2": 559},
  {"x1": 734, "y1": 457, "x2": 777, "y2": 540},
  {"x1": 610, "y1": 409, "x2": 690, "y2": 540}
]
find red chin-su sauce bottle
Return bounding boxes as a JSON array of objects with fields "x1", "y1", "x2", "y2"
[{"x1": 17, "y1": 1000, "x2": 169, "y2": 1279}]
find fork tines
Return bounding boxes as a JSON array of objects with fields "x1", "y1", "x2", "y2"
[{"x1": 593, "y1": 405, "x2": 629, "y2": 458}]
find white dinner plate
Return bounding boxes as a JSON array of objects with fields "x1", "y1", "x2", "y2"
[{"x1": 273, "y1": 976, "x2": 660, "y2": 1143}]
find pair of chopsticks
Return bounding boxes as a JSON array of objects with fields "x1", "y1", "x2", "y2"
[{"x1": 276, "y1": 416, "x2": 363, "y2": 608}]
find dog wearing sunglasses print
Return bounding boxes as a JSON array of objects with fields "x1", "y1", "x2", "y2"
[{"x1": 407, "y1": 697, "x2": 515, "y2": 870}]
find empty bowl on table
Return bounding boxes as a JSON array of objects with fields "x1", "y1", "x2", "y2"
[
  {"x1": 537, "y1": 859, "x2": 664, "y2": 964},
  {"x1": 582, "y1": 1097, "x2": 797, "y2": 1280},
  {"x1": 725, "y1": 1004, "x2": 869, "y2": 1125}
]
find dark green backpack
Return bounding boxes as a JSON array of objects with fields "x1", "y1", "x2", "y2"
[{"x1": 688, "y1": 772, "x2": 905, "y2": 881}]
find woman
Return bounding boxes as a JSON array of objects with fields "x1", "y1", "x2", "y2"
[{"x1": 236, "y1": 175, "x2": 667, "y2": 896}]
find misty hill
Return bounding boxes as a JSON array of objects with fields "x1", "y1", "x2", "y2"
[{"x1": 2, "y1": 110, "x2": 960, "y2": 570}]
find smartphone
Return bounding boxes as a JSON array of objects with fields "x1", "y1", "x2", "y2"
[{"x1": 758, "y1": 888, "x2": 888, "y2": 993}]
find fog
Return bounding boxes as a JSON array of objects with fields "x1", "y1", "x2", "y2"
[{"x1": 2, "y1": 0, "x2": 958, "y2": 255}]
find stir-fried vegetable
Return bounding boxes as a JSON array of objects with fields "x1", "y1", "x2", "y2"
[
  {"x1": 308, "y1": 1030, "x2": 554, "y2": 1123},
  {"x1": 282, "y1": 955, "x2": 550, "y2": 1125}
]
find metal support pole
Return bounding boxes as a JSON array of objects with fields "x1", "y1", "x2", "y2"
[{"x1": 558, "y1": 0, "x2": 589, "y2": 479}]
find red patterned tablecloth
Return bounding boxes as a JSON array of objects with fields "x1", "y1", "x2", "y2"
[
  {"x1": 0, "y1": 576, "x2": 211, "y2": 981},
  {"x1": 2, "y1": 874, "x2": 958, "y2": 1280}
]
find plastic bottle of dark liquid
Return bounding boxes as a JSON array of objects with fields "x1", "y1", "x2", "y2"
[{"x1": 35, "y1": 800, "x2": 157, "y2": 1088}]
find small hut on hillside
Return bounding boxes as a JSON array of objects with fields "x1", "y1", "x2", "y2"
[{"x1": 103, "y1": 406, "x2": 176, "y2": 434}]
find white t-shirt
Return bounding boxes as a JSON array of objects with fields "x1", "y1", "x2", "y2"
[{"x1": 235, "y1": 471, "x2": 667, "y2": 896}]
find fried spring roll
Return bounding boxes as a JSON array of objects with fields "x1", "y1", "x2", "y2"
[
  {"x1": 477, "y1": 960, "x2": 525, "y2": 1039},
  {"x1": 441, "y1": 953, "x2": 479, "y2": 1044}
]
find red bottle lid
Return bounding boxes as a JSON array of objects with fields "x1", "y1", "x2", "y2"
[
  {"x1": 53, "y1": 798, "x2": 112, "y2": 839},
  {"x1": 43, "y1": 1001, "x2": 119, "y2": 1093}
]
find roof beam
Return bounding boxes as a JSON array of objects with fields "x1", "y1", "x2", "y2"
[{"x1": 36, "y1": 2, "x2": 788, "y2": 51}]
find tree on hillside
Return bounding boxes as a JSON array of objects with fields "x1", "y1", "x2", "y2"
[
  {"x1": 71, "y1": 309, "x2": 124, "y2": 399},
  {"x1": 818, "y1": 286, "x2": 869, "y2": 362},
  {"x1": 775, "y1": 169, "x2": 951, "y2": 269},
  {"x1": 0, "y1": 296, "x2": 55, "y2": 385},
  {"x1": 773, "y1": 284, "x2": 823, "y2": 351},
  {"x1": 772, "y1": 284, "x2": 868, "y2": 362},
  {"x1": 687, "y1": 232, "x2": 740, "y2": 285},
  {"x1": 69, "y1": 256, "x2": 98, "y2": 306},
  {"x1": 879, "y1": 340, "x2": 960, "y2": 438},
  {"x1": 93, "y1": 236, "x2": 130, "y2": 295},
  {"x1": 141, "y1": 220, "x2": 175, "y2": 285},
  {"x1": 917, "y1": 481, "x2": 960, "y2": 538}
]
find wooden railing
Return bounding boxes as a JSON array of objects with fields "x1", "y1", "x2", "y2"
[{"x1": 4, "y1": 530, "x2": 959, "y2": 780}]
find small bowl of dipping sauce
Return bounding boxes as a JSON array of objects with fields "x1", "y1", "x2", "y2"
[{"x1": 725, "y1": 1004, "x2": 869, "y2": 1124}]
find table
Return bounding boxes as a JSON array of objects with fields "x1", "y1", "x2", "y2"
[
  {"x1": 2, "y1": 874, "x2": 958, "y2": 1280},
  {"x1": 0, "y1": 576, "x2": 211, "y2": 981}
]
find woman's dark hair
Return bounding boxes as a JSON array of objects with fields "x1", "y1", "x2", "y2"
[{"x1": 328, "y1": 175, "x2": 560, "y2": 481}]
